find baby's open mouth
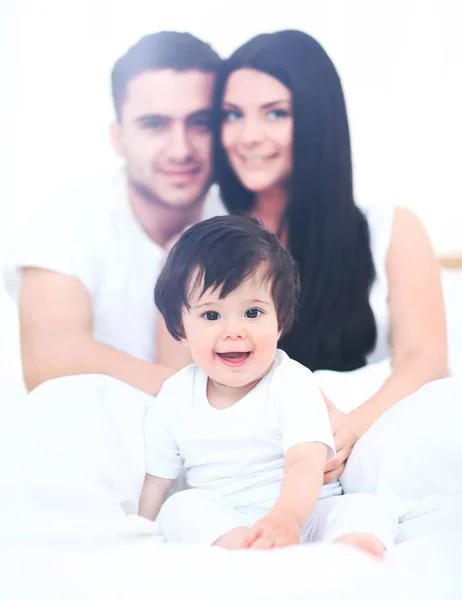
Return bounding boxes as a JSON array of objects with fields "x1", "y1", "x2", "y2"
[{"x1": 216, "y1": 352, "x2": 251, "y2": 366}]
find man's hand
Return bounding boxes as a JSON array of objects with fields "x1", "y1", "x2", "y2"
[
  {"x1": 241, "y1": 507, "x2": 301, "y2": 549},
  {"x1": 324, "y1": 397, "x2": 360, "y2": 483}
]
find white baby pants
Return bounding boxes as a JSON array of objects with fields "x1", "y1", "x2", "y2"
[{"x1": 157, "y1": 488, "x2": 396, "y2": 549}]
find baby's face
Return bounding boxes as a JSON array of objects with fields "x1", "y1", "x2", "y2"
[{"x1": 182, "y1": 266, "x2": 280, "y2": 392}]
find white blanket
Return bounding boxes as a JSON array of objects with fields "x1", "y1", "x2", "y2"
[
  {"x1": 0, "y1": 374, "x2": 461, "y2": 599},
  {"x1": 0, "y1": 537, "x2": 457, "y2": 600},
  {"x1": 1, "y1": 535, "x2": 461, "y2": 600}
]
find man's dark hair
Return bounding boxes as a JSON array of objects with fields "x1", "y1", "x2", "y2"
[
  {"x1": 155, "y1": 215, "x2": 300, "y2": 341},
  {"x1": 111, "y1": 31, "x2": 221, "y2": 121}
]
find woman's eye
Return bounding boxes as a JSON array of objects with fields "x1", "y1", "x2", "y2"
[
  {"x1": 267, "y1": 109, "x2": 290, "y2": 120},
  {"x1": 203, "y1": 311, "x2": 220, "y2": 321},
  {"x1": 222, "y1": 110, "x2": 241, "y2": 122},
  {"x1": 245, "y1": 308, "x2": 262, "y2": 319}
]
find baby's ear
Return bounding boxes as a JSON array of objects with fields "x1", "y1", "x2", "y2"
[{"x1": 277, "y1": 329, "x2": 283, "y2": 341}]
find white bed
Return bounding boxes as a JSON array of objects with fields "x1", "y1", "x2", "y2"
[
  {"x1": 0, "y1": 373, "x2": 461, "y2": 599},
  {"x1": 1, "y1": 532, "x2": 461, "y2": 599}
]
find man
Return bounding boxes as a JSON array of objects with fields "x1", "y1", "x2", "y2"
[{"x1": 5, "y1": 31, "x2": 225, "y2": 395}]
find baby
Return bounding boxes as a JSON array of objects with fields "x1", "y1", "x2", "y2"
[{"x1": 139, "y1": 215, "x2": 395, "y2": 557}]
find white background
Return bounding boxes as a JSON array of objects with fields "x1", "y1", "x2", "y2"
[
  {"x1": 1, "y1": 0, "x2": 461, "y2": 400},
  {"x1": 1, "y1": 0, "x2": 461, "y2": 254}
]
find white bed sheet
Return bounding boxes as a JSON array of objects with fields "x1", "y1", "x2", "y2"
[
  {"x1": 1, "y1": 533, "x2": 461, "y2": 600},
  {"x1": 0, "y1": 374, "x2": 461, "y2": 599}
]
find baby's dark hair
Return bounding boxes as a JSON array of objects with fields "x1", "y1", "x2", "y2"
[{"x1": 155, "y1": 215, "x2": 300, "y2": 340}]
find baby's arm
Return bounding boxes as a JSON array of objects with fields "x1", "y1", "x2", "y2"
[
  {"x1": 141, "y1": 375, "x2": 185, "y2": 520},
  {"x1": 274, "y1": 441, "x2": 327, "y2": 525},
  {"x1": 138, "y1": 474, "x2": 173, "y2": 521},
  {"x1": 243, "y1": 354, "x2": 336, "y2": 549},
  {"x1": 242, "y1": 442, "x2": 326, "y2": 548}
]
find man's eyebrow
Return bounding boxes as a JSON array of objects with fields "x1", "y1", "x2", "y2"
[
  {"x1": 135, "y1": 113, "x2": 170, "y2": 125},
  {"x1": 135, "y1": 109, "x2": 212, "y2": 125}
]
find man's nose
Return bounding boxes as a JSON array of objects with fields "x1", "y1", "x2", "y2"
[{"x1": 167, "y1": 123, "x2": 193, "y2": 162}]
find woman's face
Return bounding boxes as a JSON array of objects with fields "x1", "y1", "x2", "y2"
[{"x1": 221, "y1": 69, "x2": 293, "y2": 194}]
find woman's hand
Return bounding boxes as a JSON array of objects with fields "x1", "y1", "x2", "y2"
[{"x1": 324, "y1": 397, "x2": 361, "y2": 483}]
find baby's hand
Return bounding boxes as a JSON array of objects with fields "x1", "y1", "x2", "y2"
[{"x1": 241, "y1": 507, "x2": 301, "y2": 549}]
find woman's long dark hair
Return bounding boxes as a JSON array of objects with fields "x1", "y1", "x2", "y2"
[{"x1": 213, "y1": 30, "x2": 377, "y2": 372}]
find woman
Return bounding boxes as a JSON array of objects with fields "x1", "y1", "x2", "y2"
[{"x1": 158, "y1": 30, "x2": 447, "y2": 484}]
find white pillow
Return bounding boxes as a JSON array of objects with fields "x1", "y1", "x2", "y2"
[{"x1": 341, "y1": 376, "x2": 462, "y2": 518}]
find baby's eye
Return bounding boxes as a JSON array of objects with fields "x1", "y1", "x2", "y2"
[
  {"x1": 245, "y1": 308, "x2": 262, "y2": 319},
  {"x1": 202, "y1": 311, "x2": 220, "y2": 321}
]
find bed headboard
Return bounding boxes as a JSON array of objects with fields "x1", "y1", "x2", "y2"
[{"x1": 439, "y1": 256, "x2": 462, "y2": 270}]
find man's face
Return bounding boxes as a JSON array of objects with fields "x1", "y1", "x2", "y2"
[{"x1": 112, "y1": 69, "x2": 215, "y2": 210}]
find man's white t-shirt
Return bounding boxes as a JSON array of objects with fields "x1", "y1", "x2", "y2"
[
  {"x1": 4, "y1": 169, "x2": 226, "y2": 362},
  {"x1": 145, "y1": 350, "x2": 336, "y2": 511}
]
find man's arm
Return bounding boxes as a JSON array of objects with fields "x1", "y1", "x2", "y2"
[
  {"x1": 19, "y1": 268, "x2": 174, "y2": 394},
  {"x1": 156, "y1": 310, "x2": 193, "y2": 370}
]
